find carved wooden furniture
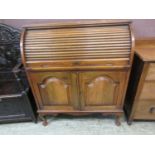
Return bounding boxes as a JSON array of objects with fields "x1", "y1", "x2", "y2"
[
  {"x1": 124, "y1": 39, "x2": 155, "y2": 125},
  {"x1": 21, "y1": 20, "x2": 134, "y2": 126},
  {"x1": 0, "y1": 24, "x2": 37, "y2": 123}
]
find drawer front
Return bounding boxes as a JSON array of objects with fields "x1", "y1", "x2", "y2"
[
  {"x1": 139, "y1": 82, "x2": 155, "y2": 100},
  {"x1": 146, "y1": 63, "x2": 155, "y2": 81},
  {"x1": 26, "y1": 59, "x2": 129, "y2": 71},
  {"x1": 134, "y1": 100, "x2": 155, "y2": 120}
]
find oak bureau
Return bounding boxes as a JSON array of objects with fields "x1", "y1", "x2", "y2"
[{"x1": 20, "y1": 20, "x2": 134, "y2": 126}]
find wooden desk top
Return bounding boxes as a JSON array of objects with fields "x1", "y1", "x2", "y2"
[{"x1": 135, "y1": 39, "x2": 155, "y2": 62}]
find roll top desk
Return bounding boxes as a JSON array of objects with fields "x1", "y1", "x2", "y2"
[{"x1": 21, "y1": 20, "x2": 134, "y2": 126}]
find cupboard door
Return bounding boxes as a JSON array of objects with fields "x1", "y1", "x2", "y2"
[
  {"x1": 30, "y1": 72, "x2": 79, "y2": 111},
  {"x1": 79, "y1": 71, "x2": 127, "y2": 110}
]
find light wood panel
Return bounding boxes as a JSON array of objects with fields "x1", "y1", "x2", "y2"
[
  {"x1": 139, "y1": 82, "x2": 155, "y2": 100},
  {"x1": 79, "y1": 71, "x2": 126, "y2": 110},
  {"x1": 30, "y1": 72, "x2": 78, "y2": 110},
  {"x1": 134, "y1": 100, "x2": 155, "y2": 120}
]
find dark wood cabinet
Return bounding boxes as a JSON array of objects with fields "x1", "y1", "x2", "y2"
[
  {"x1": 0, "y1": 24, "x2": 37, "y2": 123},
  {"x1": 21, "y1": 20, "x2": 134, "y2": 126},
  {"x1": 0, "y1": 65, "x2": 37, "y2": 124},
  {"x1": 124, "y1": 39, "x2": 155, "y2": 124},
  {"x1": 0, "y1": 87, "x2": 36, "y2": 123}
]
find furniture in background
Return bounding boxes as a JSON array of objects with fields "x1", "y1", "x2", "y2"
[
  {"x1": 0, "y1": 24, "x2": 37, "y2": 123},
  {"x1": 124, "y1": 39, "x2": 155, "y2": 124},
  {"x1": 21, "y1": 20, "x2": 134, "y2": 126}
]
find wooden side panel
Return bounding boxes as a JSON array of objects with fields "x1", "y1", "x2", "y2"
[{"x1": 124, "y1": 54, "x2": 144, "y2": 120}]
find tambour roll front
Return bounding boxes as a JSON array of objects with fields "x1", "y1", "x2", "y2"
[{"x1": 20, "y1": 20, "x2": 135, "y2": 126}]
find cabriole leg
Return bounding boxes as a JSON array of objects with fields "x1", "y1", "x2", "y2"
[
  {"x1": 39, "y1": 115, "x2": 48, "y2": 126},
  {"x1": 115, "y1": 115, "x2": 121, "y2": 126}
]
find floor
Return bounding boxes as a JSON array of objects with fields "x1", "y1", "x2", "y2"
[{"x1": 0, "y1": 115, "x2": 155, "y2": 135}]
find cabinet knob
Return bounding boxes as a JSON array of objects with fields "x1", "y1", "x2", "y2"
[{"x1": 149, "y1": 107, "x2": 155, "y2": 114}]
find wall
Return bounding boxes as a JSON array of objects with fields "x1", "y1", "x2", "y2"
[
  {"x1": 0, "y1": 19, "x2": 155, "y2": 39},
  {"x1": 132, "y1": 19, "x2": 155, "y2": 39}
]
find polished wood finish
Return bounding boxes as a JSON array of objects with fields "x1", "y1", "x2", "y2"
[
  {"x1": 79, "y1": 71, "x2": 126, "y2": 110},
  {"x1": 139, "y1": 82, "x2": 155, "y2": 99},
  {"x1": 21, "y1": 20, "x2": 134, "y2": 125},
  {"x1": 134, "y1": 100, "x2": 155, "y2": 120},
  {"x1": 30, "y1": 71, "x2": 76, "y2": 111},
  {"x1": 125, "y1": 39, "x2": 155, "y2": 124}
]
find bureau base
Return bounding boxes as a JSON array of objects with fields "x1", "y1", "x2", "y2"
[{"x1": 38, "y1": 110, "x2": 123, "y2": 126}]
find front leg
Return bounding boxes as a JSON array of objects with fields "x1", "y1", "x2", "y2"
[
  {"x1": 39, "y1": 115, "x2": 48, "y2": 126},
  {"x1": 115, "y1": 115, "x2": 121, "y2": 126}
]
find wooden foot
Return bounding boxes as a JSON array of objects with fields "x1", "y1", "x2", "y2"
[
  {"x1": 39, "y1": 115, "x2": 48, "y2": 126},
  {"x1": 42, "y1": 119, "x2": 48, "y2": 126},
  {"x1": 115, "y1": 115, "x2": 121, "y2": 126}
]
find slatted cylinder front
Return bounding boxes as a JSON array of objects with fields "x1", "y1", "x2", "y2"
[
  {"x1": 21, "y1": 20, "x2": 134, "y2": 71},
  {"x1": 20, "y1": 20, "x2": 135, "y2": 126}
]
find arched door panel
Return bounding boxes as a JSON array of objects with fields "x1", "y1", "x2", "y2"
[
  {"x1": 30, "y1": 72, "x2": 79, "y2": 111},
  {"x1": 79, "y1": 71, "x2": 126, "y2": 110}
]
